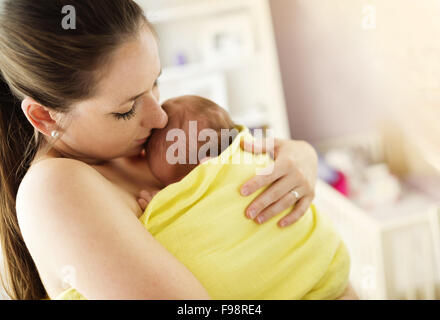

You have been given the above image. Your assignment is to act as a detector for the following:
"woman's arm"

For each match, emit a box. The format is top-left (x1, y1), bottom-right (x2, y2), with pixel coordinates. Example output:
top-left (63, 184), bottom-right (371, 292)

top-left (240, 138), bottom-right (318, 228)
top-left (137, 138), bottom-right (318, 228)
top-left (16, 158), bottom-right (211, 300)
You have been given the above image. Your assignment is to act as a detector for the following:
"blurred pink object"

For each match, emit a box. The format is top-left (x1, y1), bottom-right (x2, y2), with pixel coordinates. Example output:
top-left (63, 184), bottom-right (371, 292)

top-left (331, 170), bottom-right (349, 196)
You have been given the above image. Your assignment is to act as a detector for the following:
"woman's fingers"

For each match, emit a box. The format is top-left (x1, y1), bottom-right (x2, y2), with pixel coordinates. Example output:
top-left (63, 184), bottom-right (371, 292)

top-left (138, 198), bottom-right (149, 211)
top-left (245, 177), bottom-right (300, 219)
top-left (240, 137), bottom-right (317, 227)
top-left (278, 197), bottom-right (313, 227)
top-left (252, 187), bottom-right (306, 224)
top-left (240, 138), bottom-right (264, 154)
top-left (138, 189), bottom-right (155, 211)
top-left (240, 159), bottom-right (291, 196)
top-left (240, 137), bottom-right (276, 158)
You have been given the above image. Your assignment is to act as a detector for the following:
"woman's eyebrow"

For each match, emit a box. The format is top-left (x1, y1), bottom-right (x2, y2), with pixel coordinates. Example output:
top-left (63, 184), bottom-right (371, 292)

top-left (118, 68), bottom-right (162, 107)
top-left (119, 90), bottom-right (148, 107)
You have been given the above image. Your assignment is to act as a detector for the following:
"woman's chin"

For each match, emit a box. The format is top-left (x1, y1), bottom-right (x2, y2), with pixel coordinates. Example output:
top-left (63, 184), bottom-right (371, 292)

top-left (117, 148), bottom-right (136, 158)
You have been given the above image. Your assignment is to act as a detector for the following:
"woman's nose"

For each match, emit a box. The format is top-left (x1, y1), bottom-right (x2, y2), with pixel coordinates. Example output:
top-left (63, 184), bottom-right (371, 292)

top-left (140, 95), bottom-right (168, 129)
top-left (153, 106), bottom-right (168, 129)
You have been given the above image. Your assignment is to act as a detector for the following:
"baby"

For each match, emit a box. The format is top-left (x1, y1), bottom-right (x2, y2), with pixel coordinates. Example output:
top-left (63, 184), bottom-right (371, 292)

top-left (144, 95), bottom-right (239, 187)
top-left (136, 95), bottom-right (353, 300)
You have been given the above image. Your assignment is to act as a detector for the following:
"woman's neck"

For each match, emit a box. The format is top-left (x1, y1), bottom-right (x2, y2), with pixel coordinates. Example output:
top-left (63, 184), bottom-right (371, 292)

top-left (32, 144), bottom-right (164, 191)
top-left (32, 148), bottom-right (103, 166)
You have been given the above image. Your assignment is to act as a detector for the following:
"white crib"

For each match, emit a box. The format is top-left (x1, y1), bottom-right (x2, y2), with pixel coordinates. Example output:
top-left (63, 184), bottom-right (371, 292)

top-left (315, 179), bottom-right (440, 300)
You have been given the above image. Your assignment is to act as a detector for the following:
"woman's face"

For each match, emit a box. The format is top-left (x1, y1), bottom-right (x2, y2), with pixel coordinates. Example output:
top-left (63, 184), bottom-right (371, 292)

top-left (53, 27), bottom-right (168, 162)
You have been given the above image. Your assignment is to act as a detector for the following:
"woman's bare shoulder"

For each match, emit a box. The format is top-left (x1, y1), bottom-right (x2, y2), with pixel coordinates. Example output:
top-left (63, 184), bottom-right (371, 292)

top-left (23, 157), bottom-right (100, 185)
top-left (16, 157), bottom-right (117, 223)
top-left (16, 157), bottom-right (211, 299)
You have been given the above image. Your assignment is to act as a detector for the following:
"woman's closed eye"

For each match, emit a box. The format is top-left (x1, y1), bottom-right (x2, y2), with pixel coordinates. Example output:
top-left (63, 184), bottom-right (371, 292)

top-left (113, 80), bottom-right (159, 121)
top-left (114, 103), bottom-right (137, 120)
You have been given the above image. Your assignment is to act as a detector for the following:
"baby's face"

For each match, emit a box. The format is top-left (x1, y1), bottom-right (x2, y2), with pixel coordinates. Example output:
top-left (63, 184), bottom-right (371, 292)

top-left (145, 97), bottom-right (220, 186)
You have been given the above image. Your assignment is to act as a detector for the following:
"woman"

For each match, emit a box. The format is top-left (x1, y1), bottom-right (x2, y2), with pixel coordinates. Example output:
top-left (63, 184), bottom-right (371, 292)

top-left (0, 0), bottom-right (318, 300)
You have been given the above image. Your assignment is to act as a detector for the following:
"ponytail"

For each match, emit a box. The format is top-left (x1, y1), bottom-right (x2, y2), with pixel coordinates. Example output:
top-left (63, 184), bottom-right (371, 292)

top-left (0, 74), bottom-right (47, 299)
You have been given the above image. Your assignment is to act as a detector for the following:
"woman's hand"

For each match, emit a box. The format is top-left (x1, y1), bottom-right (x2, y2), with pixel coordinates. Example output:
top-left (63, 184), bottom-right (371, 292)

top-left (240, 137), bottom-right (318, 228)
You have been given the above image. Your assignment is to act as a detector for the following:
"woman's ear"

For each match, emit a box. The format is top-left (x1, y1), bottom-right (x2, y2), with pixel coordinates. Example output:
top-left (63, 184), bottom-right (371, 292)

top-left (21, 97), bottom-right (59, 136)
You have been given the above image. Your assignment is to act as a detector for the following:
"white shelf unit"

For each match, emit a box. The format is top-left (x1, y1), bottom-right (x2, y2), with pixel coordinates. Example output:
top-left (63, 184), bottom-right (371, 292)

top-left (137, 0), bottom-right (291, 139)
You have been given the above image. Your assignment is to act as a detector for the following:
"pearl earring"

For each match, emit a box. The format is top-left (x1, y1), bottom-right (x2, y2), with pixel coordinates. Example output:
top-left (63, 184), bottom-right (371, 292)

top-left (51, 130), bottom-right (60, 138)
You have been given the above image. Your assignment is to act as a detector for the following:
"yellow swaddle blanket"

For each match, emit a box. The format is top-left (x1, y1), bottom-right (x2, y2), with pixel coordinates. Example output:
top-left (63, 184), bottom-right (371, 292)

top-left (55, 126), bottom-right (350, 300)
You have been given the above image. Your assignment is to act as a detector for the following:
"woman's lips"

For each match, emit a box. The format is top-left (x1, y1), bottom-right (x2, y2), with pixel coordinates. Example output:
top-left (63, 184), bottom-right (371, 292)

top-left (136, 137), bottom-right (148, 144)
top-left (136, 133), bottom-right (150, 144)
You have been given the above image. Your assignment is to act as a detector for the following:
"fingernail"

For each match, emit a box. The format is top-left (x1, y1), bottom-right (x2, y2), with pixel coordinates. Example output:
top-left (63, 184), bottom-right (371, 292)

top-left (241, 187), bottom-right (250, 196)
top-left (280, 221), bottom-right (287, 227)
top-left (248, 208), bottom-right (257, 219)
top-left (256, 216), bottom-right (264, 224)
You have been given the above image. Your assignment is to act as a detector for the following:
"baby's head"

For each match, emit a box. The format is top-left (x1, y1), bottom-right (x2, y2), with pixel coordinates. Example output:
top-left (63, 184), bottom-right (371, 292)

top-left (145, 95), bottom-right (237, 186)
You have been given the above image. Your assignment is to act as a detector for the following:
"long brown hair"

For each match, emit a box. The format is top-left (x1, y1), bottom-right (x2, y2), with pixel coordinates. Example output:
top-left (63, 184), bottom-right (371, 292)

top-left (0, 0), bottom-right (151, 300)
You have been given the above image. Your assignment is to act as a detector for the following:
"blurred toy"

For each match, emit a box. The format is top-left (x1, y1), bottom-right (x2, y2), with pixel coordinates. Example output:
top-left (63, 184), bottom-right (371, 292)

top-left (318, 155), bottom-right (349, 196)
top-left (332, 170), bottom-right (349, 196)
top-left (320, 148), bottom-right (402, 210)
top-left (354, 163), bottom-right (402, 209)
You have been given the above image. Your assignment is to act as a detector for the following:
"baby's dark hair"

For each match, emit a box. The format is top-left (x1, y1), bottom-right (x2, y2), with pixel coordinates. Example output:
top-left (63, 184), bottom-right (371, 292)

top-left (162, 95), bottom-right (239, 157)
top-left (163, 95), bottom-right (235, 128)
top-left (146, 95), bottom-right (240, 186)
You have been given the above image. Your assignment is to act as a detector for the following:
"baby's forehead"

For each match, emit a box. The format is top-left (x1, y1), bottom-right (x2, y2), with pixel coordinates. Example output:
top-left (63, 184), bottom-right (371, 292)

top-left (163, 99), bottom-right (190, 119)
top-left (164, 101), bottom-right (189, 128)
top-left (165, 99), bottom-right (209, 129)
top-left (164, 97), bottom-right (197, 113)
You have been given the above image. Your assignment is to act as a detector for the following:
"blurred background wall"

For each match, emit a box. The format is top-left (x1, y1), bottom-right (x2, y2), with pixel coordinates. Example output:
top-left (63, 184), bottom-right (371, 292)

top-left (269, 0), bottom-right (440, 176)
top-left (270, 0), bottom-right (383, 143)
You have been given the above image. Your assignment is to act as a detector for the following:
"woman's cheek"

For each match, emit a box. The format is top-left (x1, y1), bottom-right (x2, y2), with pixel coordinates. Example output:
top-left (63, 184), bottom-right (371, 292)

top-left (90, 131), bottom-right (124, 151)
